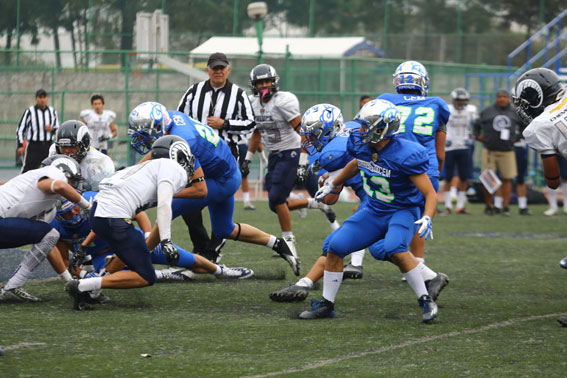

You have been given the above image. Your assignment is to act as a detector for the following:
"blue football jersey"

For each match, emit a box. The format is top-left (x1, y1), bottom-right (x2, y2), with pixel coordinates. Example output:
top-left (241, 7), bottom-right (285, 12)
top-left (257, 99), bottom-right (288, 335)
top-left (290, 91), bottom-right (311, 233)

top-left (313, 121), bottom-right (364, 199)
top-left (377, 93), bottom-right (450, 178)
top-left (346, 135), bottom-right (429, 213)
top-left (166, 111), bottom-right (237, 181)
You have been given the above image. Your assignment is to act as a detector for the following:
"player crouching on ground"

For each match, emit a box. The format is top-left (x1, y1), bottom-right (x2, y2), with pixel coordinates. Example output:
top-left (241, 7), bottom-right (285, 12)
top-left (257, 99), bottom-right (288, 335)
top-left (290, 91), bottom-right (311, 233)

top-left (65, 135), bottom-right (196, 310)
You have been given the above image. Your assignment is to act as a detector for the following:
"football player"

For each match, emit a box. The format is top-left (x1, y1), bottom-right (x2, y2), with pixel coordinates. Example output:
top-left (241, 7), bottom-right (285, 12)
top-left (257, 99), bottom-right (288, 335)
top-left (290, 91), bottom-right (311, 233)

top-left (514, 67), bottom-right (567, 272)
top-left (298, 99), bottom-right (440, 322)
top-left (240, 64), bottom-right (329, 258)
top-left (0, 155), bottom-right (90, 302)
top-left (377, 61), bottom-right (450, 269)
top-left (442, 88), bottom-right (477, 214)
top-left (80, 94), bottom-right (117, 155)
top-left (128, 102), bottom-right (300, 276)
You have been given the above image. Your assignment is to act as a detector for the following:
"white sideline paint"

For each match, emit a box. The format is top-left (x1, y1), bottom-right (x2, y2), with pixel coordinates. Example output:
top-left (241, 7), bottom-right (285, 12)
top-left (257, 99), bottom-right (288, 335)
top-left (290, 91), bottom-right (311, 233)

top-left (243, 313), bottom-right (566, 378)
top-left (2, 342), bottom-right (46, 351)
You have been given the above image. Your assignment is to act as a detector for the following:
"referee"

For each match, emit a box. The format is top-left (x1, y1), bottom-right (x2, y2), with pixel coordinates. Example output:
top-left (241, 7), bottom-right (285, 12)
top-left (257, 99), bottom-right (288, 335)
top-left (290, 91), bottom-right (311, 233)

top-left (176, 52), bottom-right (256, 262)
top-left (17, 89), bottom-right (60, 173)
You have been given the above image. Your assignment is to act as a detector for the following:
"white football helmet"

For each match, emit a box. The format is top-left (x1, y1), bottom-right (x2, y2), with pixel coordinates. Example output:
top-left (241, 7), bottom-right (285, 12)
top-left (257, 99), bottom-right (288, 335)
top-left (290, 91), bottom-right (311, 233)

top-left (301, 103), bottom-right (344, 154)
top-left (353, 99), bottom-right (400, 144)
top-left (128, 102), bottom-right (172, 155)
top-left (393, 61), bottom-right (429, 96)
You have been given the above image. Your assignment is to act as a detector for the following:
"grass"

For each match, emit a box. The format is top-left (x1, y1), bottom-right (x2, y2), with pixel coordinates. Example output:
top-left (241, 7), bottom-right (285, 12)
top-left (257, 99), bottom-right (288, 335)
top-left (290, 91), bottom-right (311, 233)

top-left (1, 201), bottom-right (567, 377)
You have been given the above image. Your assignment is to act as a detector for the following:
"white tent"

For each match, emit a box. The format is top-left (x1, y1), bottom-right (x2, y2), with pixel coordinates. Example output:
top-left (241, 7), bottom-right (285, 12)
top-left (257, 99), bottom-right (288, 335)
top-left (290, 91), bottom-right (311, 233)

top-left (190, 36), bottom-right (384, 58)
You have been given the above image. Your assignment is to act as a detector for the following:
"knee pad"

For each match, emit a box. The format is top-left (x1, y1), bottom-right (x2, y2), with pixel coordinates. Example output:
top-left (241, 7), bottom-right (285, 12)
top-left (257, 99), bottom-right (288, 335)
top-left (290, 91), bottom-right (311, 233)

top-left (23, 228), bottom-right (60, 270)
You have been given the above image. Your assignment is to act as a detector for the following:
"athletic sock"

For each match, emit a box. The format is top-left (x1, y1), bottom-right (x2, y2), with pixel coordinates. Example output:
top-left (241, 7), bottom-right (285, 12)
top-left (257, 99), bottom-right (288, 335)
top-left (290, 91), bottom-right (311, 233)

top-left (456, 191), bottom-right (467, 210)
top-left (403, 265), bottom-right (428, 298)
top-left (266, 235), bottom-right (277, 249)
top-left (444, 191), bottom-right (452, 209)
top-left (418, 262), bottom-right (437, 281)
top-left (350, 250), bottom-right (365, 266)
top-left (243, 192), bottom-right (250, 202)
top-left (494, 196), bottom-right (503, 209)
top-left (296, 277), bottom-right (313, 288)
top-left (78, 277), bottom-right (102, 292)
top-left (322, 270), bottom-right (343, 303)
top-left (518, 196), bottom-right (527, 209)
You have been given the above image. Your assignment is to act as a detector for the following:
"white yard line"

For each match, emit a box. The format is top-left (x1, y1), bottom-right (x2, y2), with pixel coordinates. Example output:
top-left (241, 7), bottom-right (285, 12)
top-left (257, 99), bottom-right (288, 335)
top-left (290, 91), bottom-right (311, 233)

top-left (243, 312), bottom-right (566, 378)
top-left (2, 342), bottom-right (46, 351)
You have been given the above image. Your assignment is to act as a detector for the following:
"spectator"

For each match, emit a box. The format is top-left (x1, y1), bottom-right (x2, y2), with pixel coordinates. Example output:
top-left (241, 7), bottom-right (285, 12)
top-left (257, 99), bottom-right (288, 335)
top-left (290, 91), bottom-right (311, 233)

top-left (17, 89), bottom-right (60, 173)
top-left (473, 89), bottom-right (522, 216)
top-left (80, 94), bottom-right (117, 155)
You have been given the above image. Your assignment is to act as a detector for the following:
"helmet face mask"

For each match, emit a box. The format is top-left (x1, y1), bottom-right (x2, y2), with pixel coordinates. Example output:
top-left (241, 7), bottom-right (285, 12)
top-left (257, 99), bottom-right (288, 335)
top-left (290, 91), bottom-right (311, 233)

top-left (128, 102), bottom-right (171, 155)
top-left (353, 99), bottom-right (401, 144)
top-left (150, 135), bottom-right (196, 179)
top-left (451, 88), bottom-right (470, 110)
top-left (393, 61), bottom-right (429, 96)
top-left (55, 120), bottom-right (90, 163)
top-left (41, 154), bottom-right (84, 191)
top-left (249, 64), bottom-right (279, 100)
top-left (301, 104), bottom-right (344, 154)
top-left (56, 199), bottom-right (86, 227)
top-left (513, 68), bottom-right (565, 123)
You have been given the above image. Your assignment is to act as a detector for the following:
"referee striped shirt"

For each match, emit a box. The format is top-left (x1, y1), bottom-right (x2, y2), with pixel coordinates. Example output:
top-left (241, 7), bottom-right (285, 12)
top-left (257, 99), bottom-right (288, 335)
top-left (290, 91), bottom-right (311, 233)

top-left (16, 104), bottom-right (60, 147)
top-left (177, 79), bottom-right (255, 145)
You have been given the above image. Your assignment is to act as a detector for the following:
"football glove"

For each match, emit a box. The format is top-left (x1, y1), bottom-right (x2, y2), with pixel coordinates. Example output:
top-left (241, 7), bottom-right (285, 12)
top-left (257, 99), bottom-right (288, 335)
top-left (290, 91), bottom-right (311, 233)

top-left (296, 165), bottom-right (309, 187)
top-left (414, 216), bottom-right (433, 240)
top-left (161, 239), bottom-right (179, 265)
top-left (240, 159), bottom-right (251, 177)
top-left (315, 182), bottom-right (337, 202)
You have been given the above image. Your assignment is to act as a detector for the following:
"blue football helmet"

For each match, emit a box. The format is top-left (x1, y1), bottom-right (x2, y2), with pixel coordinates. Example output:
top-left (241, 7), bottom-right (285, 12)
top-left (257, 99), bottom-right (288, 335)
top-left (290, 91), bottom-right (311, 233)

top-left (393, 61), bottom-right (429, 96)
top-left (353, 99), bottom-right (400, 144)
top-left (128, 102), bottom-right (172, 155)
top-left (56, 199), bottom-right (87, 227)
top-left (301, 103), bottom-right (344, 154)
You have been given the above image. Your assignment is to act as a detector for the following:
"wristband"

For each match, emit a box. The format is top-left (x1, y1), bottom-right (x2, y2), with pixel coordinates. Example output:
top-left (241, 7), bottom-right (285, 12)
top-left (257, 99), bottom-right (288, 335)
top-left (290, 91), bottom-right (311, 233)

top-left (77, 197), bottom-right (90, 210)
top-left (50, 179), bottom-right (59, 193)
top-left (245, 151), bottom-right (255, 161)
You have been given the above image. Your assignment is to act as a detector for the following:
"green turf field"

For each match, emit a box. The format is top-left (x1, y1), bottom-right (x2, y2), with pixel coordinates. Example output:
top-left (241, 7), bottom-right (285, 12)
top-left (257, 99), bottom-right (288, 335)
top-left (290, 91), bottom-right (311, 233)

top-left (1, 201), bottom-right (566, 377)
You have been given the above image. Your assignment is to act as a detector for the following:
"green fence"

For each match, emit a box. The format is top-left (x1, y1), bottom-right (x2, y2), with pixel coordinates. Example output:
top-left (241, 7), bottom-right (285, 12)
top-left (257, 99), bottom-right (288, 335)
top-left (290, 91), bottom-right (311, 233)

top-left (1, 48), bottom-right (541, 185)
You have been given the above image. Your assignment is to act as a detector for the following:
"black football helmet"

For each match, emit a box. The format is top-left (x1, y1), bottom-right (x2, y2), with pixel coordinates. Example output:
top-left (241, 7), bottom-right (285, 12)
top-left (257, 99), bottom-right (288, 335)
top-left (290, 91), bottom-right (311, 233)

top-left (249, 64), bottom-right (279, 100)
top-left (151, 135), bottom-right (195, 179)
top-left (41, 154), bottom-right (84, 190)
top-left (451, 88), bottom-right (470, 110)
top-left (513, 68), bottom-right (565, 123)
top-left (55, 120), bottom-right (91, 163)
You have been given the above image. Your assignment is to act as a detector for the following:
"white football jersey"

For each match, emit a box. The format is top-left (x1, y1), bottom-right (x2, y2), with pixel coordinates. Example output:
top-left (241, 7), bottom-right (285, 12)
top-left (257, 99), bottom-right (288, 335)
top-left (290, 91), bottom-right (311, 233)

top-left (523, 90), bottom-right (567, 157)
top-left (49, 145), bottom-right (115, 191)
top-left (80, 109), bottom-right (116, 150)
top-left (0, 166), bottom-right (66, 221)
top-left (95, 159), bottom-right (187, 219)
top-left (249, 91), bottom-right (301, 152)
top-left (446, 104), bottom-right (477, 151)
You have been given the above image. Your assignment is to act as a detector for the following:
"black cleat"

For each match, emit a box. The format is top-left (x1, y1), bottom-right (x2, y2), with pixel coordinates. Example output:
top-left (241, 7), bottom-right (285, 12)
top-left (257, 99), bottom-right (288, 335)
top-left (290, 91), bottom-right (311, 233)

top-left (343, 264), bottom-right (363, 280)
top-left (425, 273), bottom-right (449, 301)
top-left (65, 280), bottom-right (93, 311)
top-left (557, 317), bottom-right (567, 327)
top-left (320, 205), bottom-right (336, 224)
top-left (299, 298), bottom-right (335, 319)
top-left (269, 284), bottom-right (309, 302)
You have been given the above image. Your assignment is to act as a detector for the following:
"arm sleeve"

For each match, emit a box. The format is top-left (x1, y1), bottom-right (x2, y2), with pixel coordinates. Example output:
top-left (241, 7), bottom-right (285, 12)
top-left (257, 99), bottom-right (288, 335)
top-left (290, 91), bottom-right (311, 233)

top-left (225, 88), bottom-right (256, 133)
top-left (156, 180), bottom-right (174, 241)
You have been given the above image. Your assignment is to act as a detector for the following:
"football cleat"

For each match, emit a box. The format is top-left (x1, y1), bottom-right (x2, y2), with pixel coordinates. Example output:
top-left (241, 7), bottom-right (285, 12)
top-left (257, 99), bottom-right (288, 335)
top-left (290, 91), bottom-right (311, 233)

top-left (343, 264), bottom-right (363, 280)
top-left (320, 205), bottom-right (337, 224)
top-left (456, 208), bottom-right (471, 215)
top-left (65, 280), bottom-right (93, 311)
top-left (519, 208), bottom-right (532, 216)
top-left (217, 265), bottom-right (254, 279)
top-left (275, 237), bottom-right (300, 276)
top-left (298, 298), bottom-right (335, 319)
top-left (557, 317), bottom-right (567, 327)
top-left (440, 208), bottom-right (452, 216)
top-left (158, 267), bottom-right (196, 282)
top-left (269, 284), bottom-right (309, 302)
top-left (243, 201), bottom-right (256, 210)
top-left (87, 291), bottom-right (111, 304)
top-left (425, 273), bottom-right (449, 301)
top-left (0, 287), bottom-right (41, 303)
top-left (560, 257), bottom-right (567, 269)
top-left (544, 207), bottom-right (558, 216)
top-left (418, 294), bottom-right (438, 323)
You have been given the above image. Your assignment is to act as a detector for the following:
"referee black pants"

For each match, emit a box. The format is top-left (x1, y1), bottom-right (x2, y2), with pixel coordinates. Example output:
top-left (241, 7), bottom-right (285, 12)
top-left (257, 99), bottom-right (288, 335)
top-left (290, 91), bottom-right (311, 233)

top-left (21, 141), bottom-right (52, 173)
